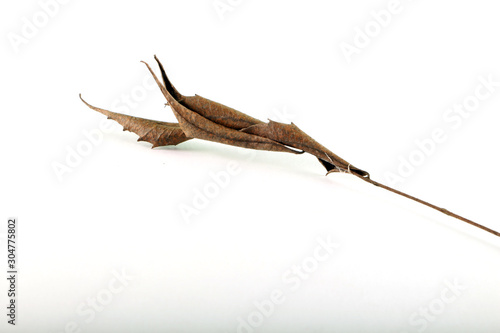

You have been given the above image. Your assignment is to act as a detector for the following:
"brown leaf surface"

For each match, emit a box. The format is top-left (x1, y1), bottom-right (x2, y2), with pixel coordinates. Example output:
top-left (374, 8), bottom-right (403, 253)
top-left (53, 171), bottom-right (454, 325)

top-left (141, 59), bottom-right (303, 154)
top-left (79, 56), bottom-right (500, 240)
top-left (79, 95), bottom-right (190, 147)
top-left (81, 56), bottom-right (370, 176)
top-left (152, 55), bottom-right (263, 130)
top-left (241, 121), bottom-right (369, 177)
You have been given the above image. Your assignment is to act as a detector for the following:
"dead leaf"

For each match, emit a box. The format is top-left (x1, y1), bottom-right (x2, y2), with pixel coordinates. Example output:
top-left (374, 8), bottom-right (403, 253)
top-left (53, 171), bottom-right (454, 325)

top-left (80, 56), bottom-right (500, 239)
top-left (80, 95), bottom-right (190, 147)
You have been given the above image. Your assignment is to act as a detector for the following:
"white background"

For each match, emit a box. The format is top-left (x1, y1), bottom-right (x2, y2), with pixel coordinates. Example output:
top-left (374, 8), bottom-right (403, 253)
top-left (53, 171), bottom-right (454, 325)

top-left (1, 0), bottom-right (500, 332)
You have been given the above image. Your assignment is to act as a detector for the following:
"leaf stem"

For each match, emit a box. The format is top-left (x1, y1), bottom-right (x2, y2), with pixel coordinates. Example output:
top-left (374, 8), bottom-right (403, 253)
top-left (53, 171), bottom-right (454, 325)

top-left (351, 173), bottom-right (500, 238)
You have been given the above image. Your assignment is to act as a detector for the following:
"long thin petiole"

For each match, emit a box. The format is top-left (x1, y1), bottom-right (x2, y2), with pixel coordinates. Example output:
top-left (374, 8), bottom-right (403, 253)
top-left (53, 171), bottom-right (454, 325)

top-left (351, 173), bottom-right (500, 238)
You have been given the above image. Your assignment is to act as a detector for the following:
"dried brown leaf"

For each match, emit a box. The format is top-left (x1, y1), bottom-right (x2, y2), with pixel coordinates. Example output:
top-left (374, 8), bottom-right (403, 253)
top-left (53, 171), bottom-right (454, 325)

top-left (79, 95), bottom-right (190, 147)
top-left (141, 58), bottom-right (303, 154)
top-left (153, 55), bottom-right (262, 130)
top-left (241, 120), bottom-right (369, 177)
top-left (79, 56), bottom-right (500, 238)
